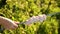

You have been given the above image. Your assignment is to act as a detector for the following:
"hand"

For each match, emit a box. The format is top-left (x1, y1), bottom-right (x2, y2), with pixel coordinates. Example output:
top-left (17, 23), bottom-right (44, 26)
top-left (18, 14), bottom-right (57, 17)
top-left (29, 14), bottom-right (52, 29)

top-left (0, 16), bottom-right (19, 30)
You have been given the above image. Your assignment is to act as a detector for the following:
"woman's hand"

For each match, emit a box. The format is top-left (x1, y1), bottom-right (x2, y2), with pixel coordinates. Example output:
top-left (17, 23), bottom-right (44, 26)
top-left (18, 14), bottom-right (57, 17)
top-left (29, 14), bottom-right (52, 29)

top-left (0, 16), bottom-right (19, 30)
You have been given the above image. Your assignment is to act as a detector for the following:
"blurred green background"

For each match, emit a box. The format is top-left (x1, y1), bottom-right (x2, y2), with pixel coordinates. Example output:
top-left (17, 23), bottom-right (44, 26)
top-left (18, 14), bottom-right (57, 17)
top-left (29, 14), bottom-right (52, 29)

top-left (0, 0), bottom-right (60, 34)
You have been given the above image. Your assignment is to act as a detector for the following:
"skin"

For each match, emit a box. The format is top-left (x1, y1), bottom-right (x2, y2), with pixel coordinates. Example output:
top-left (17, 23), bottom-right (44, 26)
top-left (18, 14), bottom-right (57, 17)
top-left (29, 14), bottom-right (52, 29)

top-left (0, 14), bottom-right (46, 30)
top-left (0, 16), bottom-right (19, 30)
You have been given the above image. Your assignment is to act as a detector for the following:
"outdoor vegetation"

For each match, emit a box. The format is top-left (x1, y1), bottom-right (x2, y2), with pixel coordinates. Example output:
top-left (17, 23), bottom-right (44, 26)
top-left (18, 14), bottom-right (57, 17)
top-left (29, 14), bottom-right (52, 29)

top-left (0, 0), bottom-right (60, 34)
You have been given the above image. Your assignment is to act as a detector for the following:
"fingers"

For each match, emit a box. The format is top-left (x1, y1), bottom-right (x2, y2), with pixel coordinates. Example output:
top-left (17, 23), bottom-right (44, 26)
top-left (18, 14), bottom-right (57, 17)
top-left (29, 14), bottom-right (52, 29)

top-left (4, 24), bottom-right (18, 30)
top-left (11, 21), bottom-right (19, 30)
top-left (13, 23), bottom-right (18, 29)
top-left (3, 21), bottom-right (19, 30)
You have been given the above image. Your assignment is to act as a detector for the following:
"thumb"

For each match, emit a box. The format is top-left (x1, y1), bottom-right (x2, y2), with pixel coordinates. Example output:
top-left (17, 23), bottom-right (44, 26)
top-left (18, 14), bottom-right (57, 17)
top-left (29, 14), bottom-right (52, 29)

top-left (14, 21), bottom-right (20, 25)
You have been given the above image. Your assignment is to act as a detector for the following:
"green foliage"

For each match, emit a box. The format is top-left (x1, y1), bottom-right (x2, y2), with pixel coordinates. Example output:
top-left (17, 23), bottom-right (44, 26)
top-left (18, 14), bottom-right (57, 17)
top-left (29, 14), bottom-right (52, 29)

top-left (0, 0), bottom-right (60, 34)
